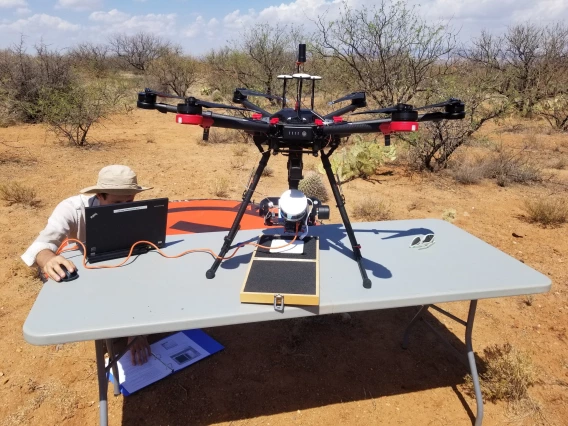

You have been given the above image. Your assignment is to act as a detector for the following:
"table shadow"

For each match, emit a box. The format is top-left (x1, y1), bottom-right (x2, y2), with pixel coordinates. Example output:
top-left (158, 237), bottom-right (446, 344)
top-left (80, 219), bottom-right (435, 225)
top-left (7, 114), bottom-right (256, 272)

top-left (120, 306), bottom-right (484, 425)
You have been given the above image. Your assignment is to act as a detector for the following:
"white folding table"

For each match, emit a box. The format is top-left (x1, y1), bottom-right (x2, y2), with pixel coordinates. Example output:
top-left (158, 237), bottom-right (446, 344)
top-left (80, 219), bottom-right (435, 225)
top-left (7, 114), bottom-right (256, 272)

top-left (23, 219), bottom-right (551, 426)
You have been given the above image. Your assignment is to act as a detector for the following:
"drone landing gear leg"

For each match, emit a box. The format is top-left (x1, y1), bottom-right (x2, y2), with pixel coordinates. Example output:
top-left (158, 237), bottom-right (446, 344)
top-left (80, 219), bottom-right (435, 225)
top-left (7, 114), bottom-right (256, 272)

top-left (320, 153), bottom-right (372, 289)
top-left (206, 150), bottom-right (271, 279)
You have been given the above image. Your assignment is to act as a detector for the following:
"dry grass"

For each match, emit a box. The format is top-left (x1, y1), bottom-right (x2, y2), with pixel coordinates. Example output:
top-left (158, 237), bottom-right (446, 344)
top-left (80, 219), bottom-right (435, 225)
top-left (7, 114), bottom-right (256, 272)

top-left (210, 177), bottom-right (230, 198)
top-left (442, 208), bottom-right (457, 222)
top-left (0, 182), bottom-right (40, 207)
top-left (230, 157), bottom-right (247, 170)
top-left (549, 157), bottom-right (567, 170)
top-left (449, 157), bottom-right (488, 184)
top-left (231, 145), bottom-right (248, 157)
top-left (485, 146), bottom-right (543, 187)
top-left (352, 199), bottom-right (392, 221)
top-left (523, 197), bottom-right (568, 226)
top-left (465, 343), bottom-right (535, 403)
top-left (205, 129), bottom-right (236, 144)
top-left (449, 145), bottom-right (544, 187)
top-left (261, 165), bottom-right (274, 177)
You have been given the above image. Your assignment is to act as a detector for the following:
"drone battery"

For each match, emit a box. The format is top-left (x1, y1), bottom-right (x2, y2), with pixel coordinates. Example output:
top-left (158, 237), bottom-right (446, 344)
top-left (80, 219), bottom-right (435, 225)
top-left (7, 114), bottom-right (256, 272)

top-left (282, 126), bottom-right (313, 140)
top-left (240, 235), bottom-right (319, 307)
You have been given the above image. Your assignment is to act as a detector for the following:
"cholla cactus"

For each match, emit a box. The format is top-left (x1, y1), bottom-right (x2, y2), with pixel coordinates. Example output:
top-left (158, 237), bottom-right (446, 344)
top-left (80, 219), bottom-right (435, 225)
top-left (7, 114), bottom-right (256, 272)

top-left (299, 171), bottom-right (329, 202)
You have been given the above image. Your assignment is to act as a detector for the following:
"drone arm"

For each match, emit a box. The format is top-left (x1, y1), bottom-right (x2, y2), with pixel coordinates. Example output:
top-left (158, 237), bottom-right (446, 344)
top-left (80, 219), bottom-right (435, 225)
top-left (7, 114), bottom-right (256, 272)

top-left (155, 103), bottom-right (179, 114)
top-left (240, 100), bottom-right (271, 117)
top-left (321, 118), bottom-right (392, 136)
top-left (208, 113), bottom-right (271, 132)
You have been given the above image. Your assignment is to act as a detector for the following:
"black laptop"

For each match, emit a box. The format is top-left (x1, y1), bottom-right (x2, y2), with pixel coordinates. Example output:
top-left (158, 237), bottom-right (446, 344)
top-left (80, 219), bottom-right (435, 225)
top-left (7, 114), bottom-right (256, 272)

top-left (85, 198), bottom-right (169, 263)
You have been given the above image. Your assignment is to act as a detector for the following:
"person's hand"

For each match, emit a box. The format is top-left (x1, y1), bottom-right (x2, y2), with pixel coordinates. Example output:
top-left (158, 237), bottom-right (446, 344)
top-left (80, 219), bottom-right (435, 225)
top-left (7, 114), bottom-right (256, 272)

top-left (36, 250), bottom-right (76, 282)
top-left (128, 336), bottom-right (152, 365)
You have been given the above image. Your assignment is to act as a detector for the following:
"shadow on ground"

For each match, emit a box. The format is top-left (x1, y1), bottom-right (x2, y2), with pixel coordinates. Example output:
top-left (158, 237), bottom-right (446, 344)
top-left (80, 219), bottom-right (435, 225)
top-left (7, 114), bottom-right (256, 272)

top-left (121, 307), bottom-right (481, 425)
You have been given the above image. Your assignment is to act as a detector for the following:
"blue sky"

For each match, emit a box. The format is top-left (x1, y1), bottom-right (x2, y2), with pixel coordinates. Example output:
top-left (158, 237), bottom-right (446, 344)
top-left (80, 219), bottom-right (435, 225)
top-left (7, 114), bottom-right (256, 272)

top-left (1, 0), bottom-right (567, 55)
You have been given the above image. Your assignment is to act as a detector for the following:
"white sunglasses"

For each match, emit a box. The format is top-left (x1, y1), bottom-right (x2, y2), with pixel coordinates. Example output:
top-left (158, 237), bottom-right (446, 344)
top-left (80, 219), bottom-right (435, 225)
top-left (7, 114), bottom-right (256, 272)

top-left (409, 234), bottom-right (435, 249)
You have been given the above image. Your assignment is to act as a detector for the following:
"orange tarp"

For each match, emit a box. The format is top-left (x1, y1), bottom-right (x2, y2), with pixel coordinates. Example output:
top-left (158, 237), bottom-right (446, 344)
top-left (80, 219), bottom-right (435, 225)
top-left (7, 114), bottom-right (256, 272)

top-left (166, 199), bottom-right (267, 236)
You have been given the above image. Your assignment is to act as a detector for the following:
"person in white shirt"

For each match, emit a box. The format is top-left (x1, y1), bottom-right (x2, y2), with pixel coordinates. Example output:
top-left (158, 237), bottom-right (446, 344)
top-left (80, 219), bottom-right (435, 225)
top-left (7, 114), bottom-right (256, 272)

top-left (22, 164), bottom-right (154, 365)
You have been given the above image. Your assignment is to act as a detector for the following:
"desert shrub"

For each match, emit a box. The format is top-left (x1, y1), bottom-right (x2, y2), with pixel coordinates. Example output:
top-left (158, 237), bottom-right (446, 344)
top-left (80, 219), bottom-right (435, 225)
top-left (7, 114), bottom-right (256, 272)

top-left (449, 156), bottom-right (488, 184)
top-left (146, 53), bottom-right (199, 97)
top-left (0, 182), bottom-right (39, 207)
top-left (523, 197), bottom-right (568, 226)
top-left (205, 128), bottom-right (251, 144)
top-left (0, 41), bottom-right (73, 123)
top-left (31, 80), bottom-right (128, 146)
top-left (318, 137), bottom-right (396, 182)
top-left (466, 343), bottom-right (535, 402)
top-left (353, 199), bottom-right (392, 221)
top-left (210, 177), bottom-right (230, 198)
top-left (298, 171), bottom-right (329, 202)
top-left (484, 145), bottom-right (543, 186)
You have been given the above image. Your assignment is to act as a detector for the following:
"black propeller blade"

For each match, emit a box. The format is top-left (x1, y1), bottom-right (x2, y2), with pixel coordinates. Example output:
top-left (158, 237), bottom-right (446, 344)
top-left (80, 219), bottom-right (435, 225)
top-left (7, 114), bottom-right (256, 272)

top-left (328, 92), bottom-right (366, 105)
top-left (351, 103), bottom-right (415, 115)
top-left (414, 98), bottom-right (462, 110)
top-left (148, 90), bottom-right (186, 100)
top-left (192, 98), bottom-right (251, 111)
top-left (143, 89), bottom-right (252, 112)
top-left (235, 88), bottom-right (283, 101)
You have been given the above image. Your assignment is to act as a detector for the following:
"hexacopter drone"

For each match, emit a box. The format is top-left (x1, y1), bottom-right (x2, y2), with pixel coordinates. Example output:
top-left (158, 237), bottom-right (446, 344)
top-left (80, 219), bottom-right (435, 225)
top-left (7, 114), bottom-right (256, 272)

top-left (137, 44), bottom-right (465, 289)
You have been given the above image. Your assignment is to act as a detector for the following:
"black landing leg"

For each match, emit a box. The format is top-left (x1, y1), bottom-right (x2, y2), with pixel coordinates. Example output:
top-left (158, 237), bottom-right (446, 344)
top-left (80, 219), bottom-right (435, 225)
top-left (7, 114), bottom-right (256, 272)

top-left (320, 153), bottom-right (372, 289)
top-left (206, 151), bottom-right (271, 279)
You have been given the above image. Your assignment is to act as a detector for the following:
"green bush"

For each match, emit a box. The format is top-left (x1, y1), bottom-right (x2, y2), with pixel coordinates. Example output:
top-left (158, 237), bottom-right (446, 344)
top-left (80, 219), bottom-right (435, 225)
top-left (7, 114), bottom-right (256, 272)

top-left (318, 137), bottom-right (396, 182)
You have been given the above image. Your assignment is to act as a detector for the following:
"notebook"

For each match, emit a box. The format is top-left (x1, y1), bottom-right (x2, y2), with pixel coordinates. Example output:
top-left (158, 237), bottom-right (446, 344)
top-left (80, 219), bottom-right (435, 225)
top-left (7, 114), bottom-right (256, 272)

top-left (85, 197), bottom-right (168, 263)
top-left (108, 329), bottom-right (224, 396)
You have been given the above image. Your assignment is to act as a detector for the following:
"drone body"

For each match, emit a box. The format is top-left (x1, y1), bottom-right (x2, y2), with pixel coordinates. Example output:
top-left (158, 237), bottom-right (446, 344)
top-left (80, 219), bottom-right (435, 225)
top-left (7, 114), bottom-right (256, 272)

top-left (137, 44), bottom-right (466, 288)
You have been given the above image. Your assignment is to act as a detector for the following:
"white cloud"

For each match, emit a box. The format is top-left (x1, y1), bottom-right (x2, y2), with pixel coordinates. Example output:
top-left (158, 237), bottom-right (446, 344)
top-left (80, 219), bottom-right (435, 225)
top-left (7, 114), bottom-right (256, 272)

top-left (86, 12), bottom-right (177, 37)
top-left (15, 6), bottom-right (31, 15)
top-left (184, 15), bottom-right (220, 39)
top-left (89, 9), bottom-right (130, 23)
top-left (55, 0), bottom-right (103, 11)
top-left (0, 13), bottom-right (80, 32)
top-left (0, 0), bottom-right (27, 8)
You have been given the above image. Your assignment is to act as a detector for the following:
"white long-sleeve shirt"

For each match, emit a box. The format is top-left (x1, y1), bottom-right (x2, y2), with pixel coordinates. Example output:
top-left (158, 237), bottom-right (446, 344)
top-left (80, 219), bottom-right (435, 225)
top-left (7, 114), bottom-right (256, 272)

top-left (21, 194), bottom-right (100, 266)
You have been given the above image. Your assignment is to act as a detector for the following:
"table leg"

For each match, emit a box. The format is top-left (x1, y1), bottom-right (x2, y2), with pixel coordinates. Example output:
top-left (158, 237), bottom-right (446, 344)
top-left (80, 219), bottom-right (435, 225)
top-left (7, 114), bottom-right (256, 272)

top-left (401, 304), bottom-right (430, 349)
top-left (401, 301), bottom-right (483, 425)
top-left (105, 339), bottom-right (121, 396)
top-left (466, 300), bottom-right (483, 426)
top-left (95, 340), bottom-right (109, 426)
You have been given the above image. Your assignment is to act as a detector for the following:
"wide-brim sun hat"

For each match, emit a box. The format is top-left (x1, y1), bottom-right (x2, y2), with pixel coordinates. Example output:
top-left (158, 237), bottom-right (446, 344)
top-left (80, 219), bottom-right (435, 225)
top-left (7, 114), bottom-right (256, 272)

top-left (80, 165), bottom-right (152, 195)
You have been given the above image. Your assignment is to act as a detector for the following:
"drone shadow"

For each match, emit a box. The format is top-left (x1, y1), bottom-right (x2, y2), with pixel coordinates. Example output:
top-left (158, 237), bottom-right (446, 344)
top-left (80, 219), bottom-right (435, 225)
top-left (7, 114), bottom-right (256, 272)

top-left (218, 224), bottom-right (434, 278)
top-left (120, 307), bottom-right (480, 425)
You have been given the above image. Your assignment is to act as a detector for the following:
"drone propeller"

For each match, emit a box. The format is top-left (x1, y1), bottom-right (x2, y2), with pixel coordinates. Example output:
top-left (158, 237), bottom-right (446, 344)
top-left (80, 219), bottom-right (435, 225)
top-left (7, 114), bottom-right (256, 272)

top-left (235, 88), bottom-right (283, 102)
top-left (351, 103), bottom-right (415, 115)
top-left (143, 89), bottom-right (252, 112)
top-left (328, 92), bottom-right (366, 105)
top-left (414, 98), bottom-right (463, 111)
top-left (351, 98), bottom-right (465, 119)
top-left (146, 90), bottom-right (185, 100)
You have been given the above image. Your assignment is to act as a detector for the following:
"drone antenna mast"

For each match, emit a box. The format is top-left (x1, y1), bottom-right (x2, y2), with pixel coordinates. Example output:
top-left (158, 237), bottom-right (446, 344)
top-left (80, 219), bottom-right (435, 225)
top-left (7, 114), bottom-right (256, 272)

top-left (310, 75), bottom-right (321, 110)
top-left (295, 43), bottom-right (307, 112)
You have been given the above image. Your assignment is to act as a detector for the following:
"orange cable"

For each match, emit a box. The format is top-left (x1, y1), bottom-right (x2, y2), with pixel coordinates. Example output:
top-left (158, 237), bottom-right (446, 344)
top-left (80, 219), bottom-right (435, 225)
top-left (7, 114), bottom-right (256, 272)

top-left (47, 222), bottom-right (301, 276)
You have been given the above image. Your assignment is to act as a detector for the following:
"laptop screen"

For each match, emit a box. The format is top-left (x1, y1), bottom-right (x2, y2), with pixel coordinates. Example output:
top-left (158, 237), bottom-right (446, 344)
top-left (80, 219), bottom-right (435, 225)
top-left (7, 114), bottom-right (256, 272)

top-left (85, 197), bottom-right (169, 263)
